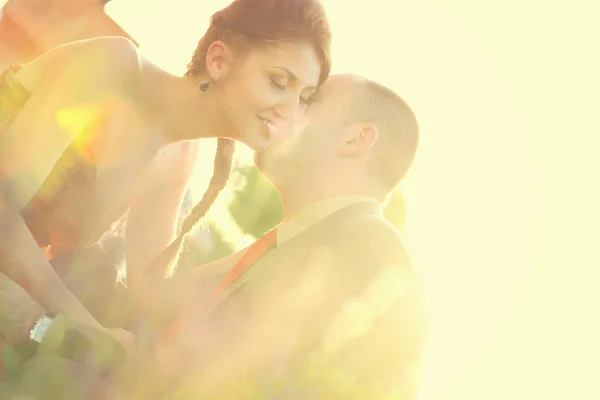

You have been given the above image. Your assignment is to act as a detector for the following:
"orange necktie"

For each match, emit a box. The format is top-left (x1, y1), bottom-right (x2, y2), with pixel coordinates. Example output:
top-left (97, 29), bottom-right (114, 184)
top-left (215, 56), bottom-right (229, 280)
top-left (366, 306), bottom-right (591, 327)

top-left (160, 228), bottom-right (278, 345)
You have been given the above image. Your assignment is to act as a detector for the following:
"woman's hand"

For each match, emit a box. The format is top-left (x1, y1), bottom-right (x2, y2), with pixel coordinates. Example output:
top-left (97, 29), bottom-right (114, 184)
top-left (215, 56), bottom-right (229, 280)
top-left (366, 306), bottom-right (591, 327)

top-left (0, 273), bottom-right (45, 345)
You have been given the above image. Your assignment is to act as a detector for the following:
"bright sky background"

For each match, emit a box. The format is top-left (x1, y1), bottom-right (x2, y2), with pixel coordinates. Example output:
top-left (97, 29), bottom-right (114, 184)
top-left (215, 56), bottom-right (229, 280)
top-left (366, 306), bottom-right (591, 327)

top-left (104, 0), bottom-right (597, 398)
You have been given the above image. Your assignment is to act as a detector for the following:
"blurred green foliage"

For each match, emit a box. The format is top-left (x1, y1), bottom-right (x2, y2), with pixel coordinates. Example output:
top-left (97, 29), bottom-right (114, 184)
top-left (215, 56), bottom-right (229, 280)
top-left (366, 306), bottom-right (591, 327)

top-left (178, 164), bottom-right (406, 269)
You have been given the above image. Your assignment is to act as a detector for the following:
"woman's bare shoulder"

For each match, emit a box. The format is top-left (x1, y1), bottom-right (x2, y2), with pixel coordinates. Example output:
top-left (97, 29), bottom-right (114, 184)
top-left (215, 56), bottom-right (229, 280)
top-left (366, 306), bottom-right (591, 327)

top-left (16, 36), bottom-right (143, 97)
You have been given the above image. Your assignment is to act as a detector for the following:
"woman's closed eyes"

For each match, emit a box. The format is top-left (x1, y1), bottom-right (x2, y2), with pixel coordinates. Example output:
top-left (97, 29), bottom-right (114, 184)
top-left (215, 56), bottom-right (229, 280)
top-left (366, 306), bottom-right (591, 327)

top-left (269, 76), bottom-right (317, 106)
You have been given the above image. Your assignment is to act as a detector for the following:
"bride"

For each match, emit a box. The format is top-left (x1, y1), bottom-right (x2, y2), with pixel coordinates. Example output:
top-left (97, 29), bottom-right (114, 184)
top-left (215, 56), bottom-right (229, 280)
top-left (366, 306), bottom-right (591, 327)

top-left (0, 0), bottom-right (331, 333)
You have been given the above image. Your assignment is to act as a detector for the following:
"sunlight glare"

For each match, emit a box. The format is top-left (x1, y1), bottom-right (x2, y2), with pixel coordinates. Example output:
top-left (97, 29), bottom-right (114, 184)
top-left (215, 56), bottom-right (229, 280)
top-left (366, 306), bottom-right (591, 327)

top-left (104, 0), bottom-right (600, 399)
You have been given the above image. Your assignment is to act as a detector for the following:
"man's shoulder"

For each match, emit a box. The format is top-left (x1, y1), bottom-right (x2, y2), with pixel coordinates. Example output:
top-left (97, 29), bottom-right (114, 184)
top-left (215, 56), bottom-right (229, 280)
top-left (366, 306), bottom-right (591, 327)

top-left (337, 213), bottom-right (402, 239)
top-left (327, 213), bottom-right (409, 265)
top-left (303, 214), bottom-right (427, 398)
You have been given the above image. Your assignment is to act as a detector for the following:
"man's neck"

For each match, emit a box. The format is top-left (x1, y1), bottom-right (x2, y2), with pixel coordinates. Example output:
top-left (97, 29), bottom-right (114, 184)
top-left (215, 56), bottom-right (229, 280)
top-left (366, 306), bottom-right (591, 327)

top-left (281, 192), bottom-right (327, 220)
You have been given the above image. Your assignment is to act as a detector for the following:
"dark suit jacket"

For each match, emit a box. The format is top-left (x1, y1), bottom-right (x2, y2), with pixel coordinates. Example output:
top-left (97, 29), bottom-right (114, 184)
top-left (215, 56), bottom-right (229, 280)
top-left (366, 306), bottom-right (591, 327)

top-left (168, 201), bottom-right (428, 399)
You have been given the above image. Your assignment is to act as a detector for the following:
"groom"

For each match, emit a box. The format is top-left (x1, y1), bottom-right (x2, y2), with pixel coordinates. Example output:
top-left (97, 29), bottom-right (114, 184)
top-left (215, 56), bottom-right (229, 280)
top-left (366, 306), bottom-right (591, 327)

top-left (150, 73), bottom-right (427, 399)
top-left (0, 74), bottom-right (427, 399)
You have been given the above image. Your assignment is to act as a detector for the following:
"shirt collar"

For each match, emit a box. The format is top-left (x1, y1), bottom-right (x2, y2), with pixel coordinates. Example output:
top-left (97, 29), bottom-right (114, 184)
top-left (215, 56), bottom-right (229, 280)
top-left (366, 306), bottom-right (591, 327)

top-left (277, 195), bottom-right (379, 245)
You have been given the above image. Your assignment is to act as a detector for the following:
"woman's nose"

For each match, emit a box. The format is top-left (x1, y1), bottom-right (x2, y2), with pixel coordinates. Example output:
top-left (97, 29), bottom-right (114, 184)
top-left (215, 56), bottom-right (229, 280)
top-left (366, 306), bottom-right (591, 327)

top-left (274, 92), bottom-right (303, 121)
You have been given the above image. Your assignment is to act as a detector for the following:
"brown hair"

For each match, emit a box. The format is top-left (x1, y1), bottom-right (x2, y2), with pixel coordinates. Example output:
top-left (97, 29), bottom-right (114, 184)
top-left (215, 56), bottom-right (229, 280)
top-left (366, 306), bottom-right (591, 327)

top-left (147, 0), bottom-right (332, 277)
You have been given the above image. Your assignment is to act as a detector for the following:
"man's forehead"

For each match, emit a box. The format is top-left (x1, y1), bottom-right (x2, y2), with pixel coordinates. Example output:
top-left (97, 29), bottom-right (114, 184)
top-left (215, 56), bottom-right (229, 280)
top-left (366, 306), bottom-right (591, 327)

top-left (318, 74), bottom-right (363, 98)
top-left (307, 75), bottom-right (362, 121)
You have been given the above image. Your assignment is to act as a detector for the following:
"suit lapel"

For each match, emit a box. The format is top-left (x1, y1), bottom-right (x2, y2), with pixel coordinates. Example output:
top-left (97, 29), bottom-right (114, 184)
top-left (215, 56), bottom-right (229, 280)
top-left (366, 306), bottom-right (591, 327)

top-left (203, 201), bottom-right (381, 317)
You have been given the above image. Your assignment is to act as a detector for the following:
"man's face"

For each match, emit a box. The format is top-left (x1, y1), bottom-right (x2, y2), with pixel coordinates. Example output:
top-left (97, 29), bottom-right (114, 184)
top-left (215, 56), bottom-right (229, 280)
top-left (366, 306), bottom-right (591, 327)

top-left (255, 75), bottom-right (356, 188)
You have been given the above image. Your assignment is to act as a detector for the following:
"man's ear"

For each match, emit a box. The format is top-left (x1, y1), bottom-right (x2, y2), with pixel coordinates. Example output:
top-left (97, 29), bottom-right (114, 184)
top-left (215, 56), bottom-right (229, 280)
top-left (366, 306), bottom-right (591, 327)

top-left (204, 41), bottom-right (236, 81)
top-left (338, 124), bottom-right (379, 157)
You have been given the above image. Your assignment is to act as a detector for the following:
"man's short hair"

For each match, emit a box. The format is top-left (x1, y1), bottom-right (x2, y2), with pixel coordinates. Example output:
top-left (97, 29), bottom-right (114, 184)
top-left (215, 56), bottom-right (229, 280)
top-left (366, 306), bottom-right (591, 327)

top-left (343, 78), bottom-right (420, 198)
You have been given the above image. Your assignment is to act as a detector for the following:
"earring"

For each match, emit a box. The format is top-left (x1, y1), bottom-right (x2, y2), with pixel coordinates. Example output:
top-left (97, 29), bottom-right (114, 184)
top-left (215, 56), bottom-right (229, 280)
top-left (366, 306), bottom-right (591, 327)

top-left (199, 81), bottom-right (210, 91)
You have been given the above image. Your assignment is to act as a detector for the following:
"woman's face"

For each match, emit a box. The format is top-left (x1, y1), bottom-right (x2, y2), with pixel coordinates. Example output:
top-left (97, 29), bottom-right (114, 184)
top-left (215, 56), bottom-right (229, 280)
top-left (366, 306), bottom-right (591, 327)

top-left (214, 40), bottom-right (322, 151)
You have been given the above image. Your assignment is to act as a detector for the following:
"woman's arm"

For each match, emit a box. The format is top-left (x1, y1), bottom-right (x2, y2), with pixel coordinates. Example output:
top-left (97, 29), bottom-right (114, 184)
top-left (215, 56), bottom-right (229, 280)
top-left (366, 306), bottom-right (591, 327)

top-left (0, 209), bottom-right (102, 328)
top-left (0, 273), bottom-right (45, 345)
top-left (124, 141), bottom-right (200, 320)
top-left (125, 141), bottom-right (199, 287)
